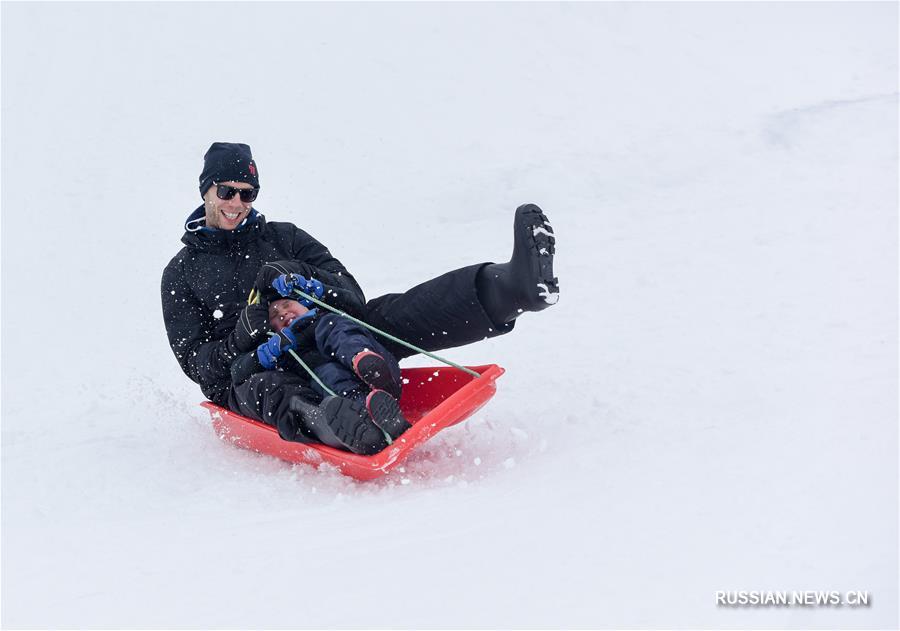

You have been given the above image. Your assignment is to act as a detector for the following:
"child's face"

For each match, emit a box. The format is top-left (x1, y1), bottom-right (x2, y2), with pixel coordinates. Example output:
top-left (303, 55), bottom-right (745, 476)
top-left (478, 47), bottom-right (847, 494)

top-left (268, 298), bottom-right (309, 332)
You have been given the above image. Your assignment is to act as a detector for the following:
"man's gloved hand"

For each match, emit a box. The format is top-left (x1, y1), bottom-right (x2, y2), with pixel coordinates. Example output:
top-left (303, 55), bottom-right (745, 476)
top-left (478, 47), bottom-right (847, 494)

top-left (256, 309), bottom-right (318, 369)
top-left (232, 303), bottom-right (271, 354)
top-left (272, 273), bottom-right (325, 308)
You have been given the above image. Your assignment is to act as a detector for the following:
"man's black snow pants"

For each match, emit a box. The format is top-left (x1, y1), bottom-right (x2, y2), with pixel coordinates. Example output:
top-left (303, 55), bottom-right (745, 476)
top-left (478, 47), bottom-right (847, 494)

top-left (226, 263), bottom-right (514, 440)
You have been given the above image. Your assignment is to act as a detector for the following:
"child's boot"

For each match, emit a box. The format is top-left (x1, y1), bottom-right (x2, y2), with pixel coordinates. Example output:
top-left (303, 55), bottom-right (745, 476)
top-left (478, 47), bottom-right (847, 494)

top-left (365, 389), bottom-right (412, 441)
top-left (352, 350), bottom-right (402, 399)
top-left (289, 395), bottom-right (388, 455)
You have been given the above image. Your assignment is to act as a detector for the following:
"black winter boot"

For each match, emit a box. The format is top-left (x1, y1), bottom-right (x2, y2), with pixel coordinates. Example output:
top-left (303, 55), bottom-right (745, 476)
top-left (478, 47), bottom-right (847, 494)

top-left (289, 395), bottom-right (388, 455)
top-left (477, 203), bottom-right (559, 325)
top-left (365, 390), bottom-right (412, 441)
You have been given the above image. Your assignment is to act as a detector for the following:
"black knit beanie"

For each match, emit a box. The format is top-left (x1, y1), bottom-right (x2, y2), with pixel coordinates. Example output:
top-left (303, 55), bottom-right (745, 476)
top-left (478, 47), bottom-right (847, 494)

top-left (199, 142), bottom-right (260, 198)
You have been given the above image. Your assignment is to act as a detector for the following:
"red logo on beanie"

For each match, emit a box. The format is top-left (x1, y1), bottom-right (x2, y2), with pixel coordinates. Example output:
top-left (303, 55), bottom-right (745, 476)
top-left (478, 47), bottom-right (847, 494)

top-left (249, 163), bottom-right (257, 176)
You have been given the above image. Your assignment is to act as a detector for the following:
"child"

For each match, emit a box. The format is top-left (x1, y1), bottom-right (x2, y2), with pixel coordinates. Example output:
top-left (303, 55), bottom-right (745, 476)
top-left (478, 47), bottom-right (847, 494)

top-left (230, 296), bottom-right (411, 451)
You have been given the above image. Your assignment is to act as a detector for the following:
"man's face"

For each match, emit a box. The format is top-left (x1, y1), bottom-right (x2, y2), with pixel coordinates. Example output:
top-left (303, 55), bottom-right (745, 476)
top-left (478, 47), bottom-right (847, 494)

top-left (203, 181), bottom-right (254, 231)
top-left (268, 298), bottom-right (310, 332)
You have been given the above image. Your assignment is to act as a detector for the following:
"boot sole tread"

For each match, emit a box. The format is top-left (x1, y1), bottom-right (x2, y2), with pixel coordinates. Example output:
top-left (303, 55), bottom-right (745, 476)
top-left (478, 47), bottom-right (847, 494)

top-left (517, 205), bottom-right (559, 300)
top-left (366, 391), bottom-right (412, 440)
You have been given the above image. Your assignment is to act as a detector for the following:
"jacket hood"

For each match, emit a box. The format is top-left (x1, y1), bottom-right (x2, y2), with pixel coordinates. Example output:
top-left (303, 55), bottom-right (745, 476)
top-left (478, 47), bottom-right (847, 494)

top-left (180, 205), bottom-right (265, 252)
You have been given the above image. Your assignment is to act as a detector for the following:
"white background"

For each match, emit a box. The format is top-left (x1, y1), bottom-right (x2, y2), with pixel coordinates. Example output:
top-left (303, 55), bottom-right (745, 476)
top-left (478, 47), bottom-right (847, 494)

top-left (2, 2), bottom-right (897, 628)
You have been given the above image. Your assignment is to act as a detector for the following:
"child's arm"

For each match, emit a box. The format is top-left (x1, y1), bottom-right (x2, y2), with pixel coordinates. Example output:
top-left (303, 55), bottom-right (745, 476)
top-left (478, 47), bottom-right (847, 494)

top-left (230, 330), bottom-right (294, 386)
top-left (232, 311), bottom-right (320, 386)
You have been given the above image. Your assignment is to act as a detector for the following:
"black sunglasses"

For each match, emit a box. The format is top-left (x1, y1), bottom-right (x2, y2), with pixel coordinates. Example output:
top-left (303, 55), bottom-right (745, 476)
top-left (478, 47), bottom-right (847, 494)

top-left (215, 183), bottom-right (259, 203)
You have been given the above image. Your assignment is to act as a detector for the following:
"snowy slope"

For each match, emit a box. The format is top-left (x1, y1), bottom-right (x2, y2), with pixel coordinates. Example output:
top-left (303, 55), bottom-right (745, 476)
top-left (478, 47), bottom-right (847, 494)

top-left (2, 2), bottom-right (897, 628)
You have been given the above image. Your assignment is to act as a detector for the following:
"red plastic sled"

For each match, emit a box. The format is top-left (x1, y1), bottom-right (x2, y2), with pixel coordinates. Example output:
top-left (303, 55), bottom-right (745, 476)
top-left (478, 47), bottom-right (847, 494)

top-left (202, 364), bottom-right (504, 480)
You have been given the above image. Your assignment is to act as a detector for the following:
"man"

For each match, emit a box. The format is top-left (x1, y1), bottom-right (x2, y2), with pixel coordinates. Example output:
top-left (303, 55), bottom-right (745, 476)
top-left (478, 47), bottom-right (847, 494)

top-left (161, 142), bottom-right (559, 455)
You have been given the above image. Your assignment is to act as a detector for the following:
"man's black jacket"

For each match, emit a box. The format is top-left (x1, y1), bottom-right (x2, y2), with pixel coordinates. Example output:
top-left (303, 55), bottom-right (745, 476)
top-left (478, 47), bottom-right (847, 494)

top-left (161, 207), bottom-right (365, 404)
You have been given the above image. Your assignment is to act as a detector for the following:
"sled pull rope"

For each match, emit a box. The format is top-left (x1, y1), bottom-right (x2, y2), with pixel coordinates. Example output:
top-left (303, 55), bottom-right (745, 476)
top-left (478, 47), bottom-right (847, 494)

top-left (290, 288), bottom-right (482, 378)
top-left (262, 333), bottom-right (337, 399)
top-left (275, 342), bottom-right (337, 397)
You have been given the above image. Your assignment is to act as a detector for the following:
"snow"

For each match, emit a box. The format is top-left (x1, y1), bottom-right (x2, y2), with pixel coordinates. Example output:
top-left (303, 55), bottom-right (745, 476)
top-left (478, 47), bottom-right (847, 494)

top-left (538, 283), bottom-right (560, 304)
top-left (2, 2), bottom-right (897, 628)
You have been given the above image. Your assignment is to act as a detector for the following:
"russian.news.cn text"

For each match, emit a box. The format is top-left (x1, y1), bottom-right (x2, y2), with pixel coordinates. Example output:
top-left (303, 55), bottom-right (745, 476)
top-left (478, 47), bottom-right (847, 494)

top-left (716, 591), bottom-right (871, 608)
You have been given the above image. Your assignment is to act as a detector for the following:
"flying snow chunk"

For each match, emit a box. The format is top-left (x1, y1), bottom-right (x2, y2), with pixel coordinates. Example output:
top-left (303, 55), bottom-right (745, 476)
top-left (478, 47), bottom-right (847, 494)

top-left (212, 309), bottom-right (224, 319)
top-left (510, 427), bottom-right (529, 440)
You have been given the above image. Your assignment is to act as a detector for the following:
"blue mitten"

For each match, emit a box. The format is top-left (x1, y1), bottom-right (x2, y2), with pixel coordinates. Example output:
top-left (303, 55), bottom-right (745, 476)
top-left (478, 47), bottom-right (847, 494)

top-left (255, 309), bottom-right (318, 369)
top-left (272, 274), bottom-right (325, 307)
